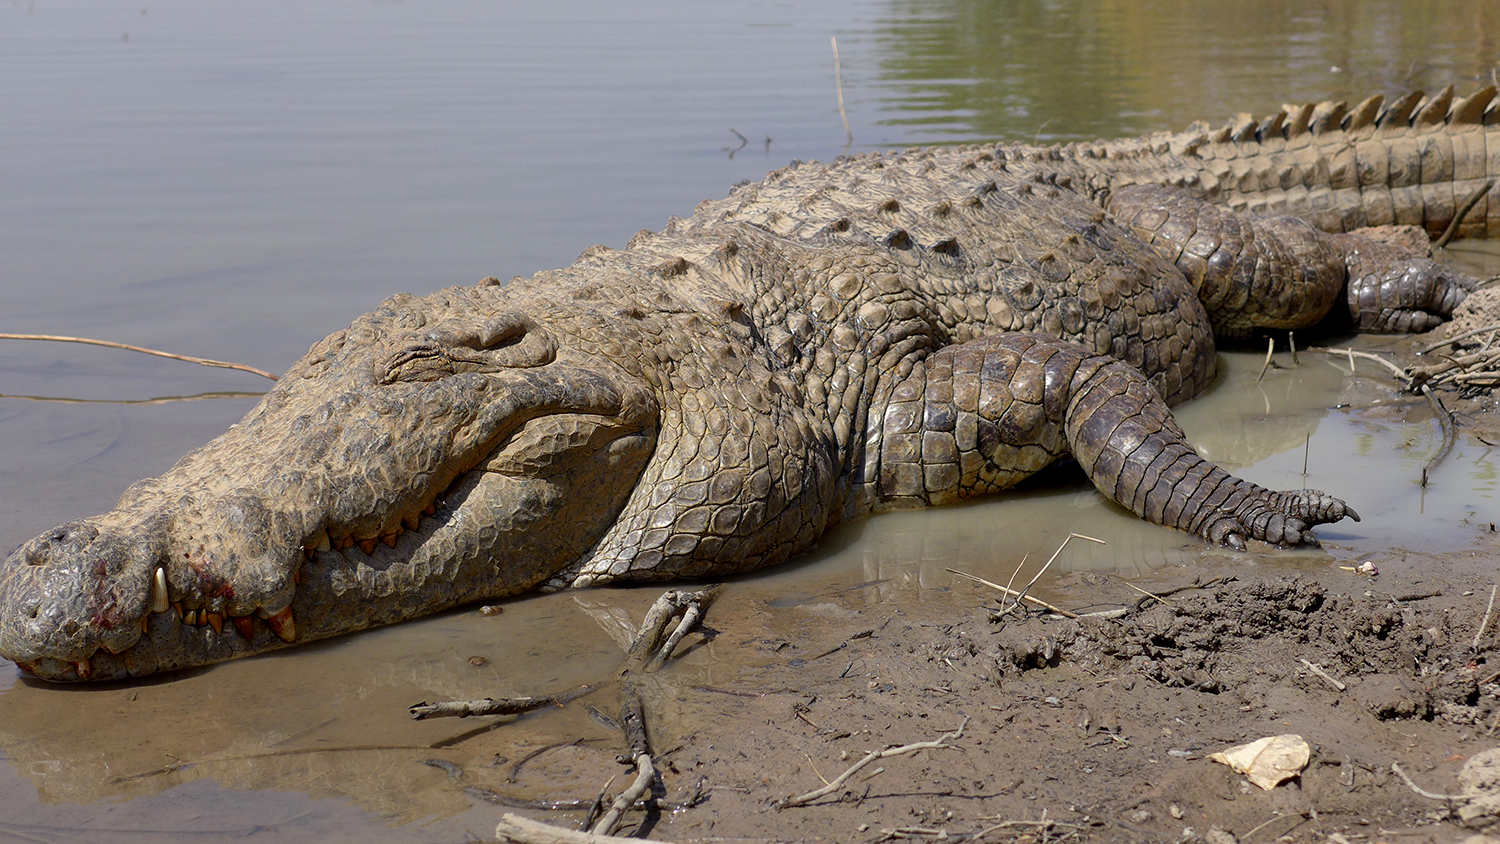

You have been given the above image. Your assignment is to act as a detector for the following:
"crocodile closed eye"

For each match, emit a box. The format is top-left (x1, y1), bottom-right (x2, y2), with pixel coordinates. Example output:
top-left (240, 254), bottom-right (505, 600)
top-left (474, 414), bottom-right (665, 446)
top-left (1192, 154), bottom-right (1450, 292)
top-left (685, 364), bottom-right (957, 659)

top-left (379, 314), bottom-right (556, 383)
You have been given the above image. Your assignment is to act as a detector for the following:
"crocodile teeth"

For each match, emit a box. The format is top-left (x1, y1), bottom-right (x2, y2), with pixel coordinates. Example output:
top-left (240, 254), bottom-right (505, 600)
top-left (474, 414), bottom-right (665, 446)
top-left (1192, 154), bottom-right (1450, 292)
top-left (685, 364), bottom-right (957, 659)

top-left (204, 612), bottom-right (224, 635)
top-left (380, 532), bottom-right (399, 548)
top-left (422, 503), bottom-right (437, 517)
top-left (316, 534), bottom-right (331, 552)
top-left (74, 658), bottom-right (92, 680)
top-left (402, 513), bottom-right (421, 531)
top-left (172, 602), bottom-right (184, 619)
top-left (232, 615), bottom-right (255, 642)
top-left (266, 607), bottom-right (296, 643)
top-left (358, 538), bottom-right (377, 555)
top-left (336, 535), bottom-right (354, 551)
top-left (183, 609), bottom-right (198, 626)
top-left (151, 567), bottom-right (169, 613)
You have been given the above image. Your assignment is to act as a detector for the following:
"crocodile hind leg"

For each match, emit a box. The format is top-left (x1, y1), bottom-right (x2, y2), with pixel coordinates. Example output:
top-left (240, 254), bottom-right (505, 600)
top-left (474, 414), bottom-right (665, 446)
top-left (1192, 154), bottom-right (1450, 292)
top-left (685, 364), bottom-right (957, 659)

top-left (1109, 184), bottom-right (1478, 338)
top-left (873, 333), bottom-right (1357, 548)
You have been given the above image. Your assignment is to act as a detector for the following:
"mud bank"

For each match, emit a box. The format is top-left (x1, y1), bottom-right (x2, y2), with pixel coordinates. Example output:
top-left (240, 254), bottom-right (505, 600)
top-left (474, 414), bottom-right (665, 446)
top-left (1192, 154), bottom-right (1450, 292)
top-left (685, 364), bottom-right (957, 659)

top-left (469, 530), bottom-right (1500, 844)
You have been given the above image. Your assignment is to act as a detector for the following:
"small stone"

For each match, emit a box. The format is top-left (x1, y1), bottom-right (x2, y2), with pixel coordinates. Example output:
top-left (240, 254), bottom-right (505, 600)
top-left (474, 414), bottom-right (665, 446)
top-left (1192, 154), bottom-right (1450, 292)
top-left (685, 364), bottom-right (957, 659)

top-left (468, 656), bottom-right (489, 667)
top-left (1125, 808), bottom-right (1153, 824)
top-left (1169, 804), bottom-right (1185, 819)
top-left (479, 605), bottom-right (504, 616)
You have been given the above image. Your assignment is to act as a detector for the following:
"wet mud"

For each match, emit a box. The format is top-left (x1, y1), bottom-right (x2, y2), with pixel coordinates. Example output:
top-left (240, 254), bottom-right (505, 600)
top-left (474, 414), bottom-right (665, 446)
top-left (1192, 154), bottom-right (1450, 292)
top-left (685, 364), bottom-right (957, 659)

top-left (0, 343), bottom-right (1495, 842)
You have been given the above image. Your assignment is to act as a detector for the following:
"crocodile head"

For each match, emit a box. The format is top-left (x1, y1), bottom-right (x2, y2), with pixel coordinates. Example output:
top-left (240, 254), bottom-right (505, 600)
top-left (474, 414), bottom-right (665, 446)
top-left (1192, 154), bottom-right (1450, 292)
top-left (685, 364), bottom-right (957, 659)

top-left (0, 288), bottom-right (659, 681)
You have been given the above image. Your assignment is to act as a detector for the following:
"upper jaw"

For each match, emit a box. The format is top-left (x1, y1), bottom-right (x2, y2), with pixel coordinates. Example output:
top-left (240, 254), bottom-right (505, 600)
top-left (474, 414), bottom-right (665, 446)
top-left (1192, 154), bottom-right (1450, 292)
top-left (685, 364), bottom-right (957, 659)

top-left (1, 360), bottom-right (661, 682)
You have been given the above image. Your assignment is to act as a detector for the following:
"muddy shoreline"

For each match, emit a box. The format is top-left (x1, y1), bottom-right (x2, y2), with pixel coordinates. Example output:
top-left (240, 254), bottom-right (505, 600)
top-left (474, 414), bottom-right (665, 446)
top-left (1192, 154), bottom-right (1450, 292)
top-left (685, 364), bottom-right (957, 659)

top-left (463, 303), bottom-right (1500, 844)
top-left (469, 534), bottom-right (1500, 844)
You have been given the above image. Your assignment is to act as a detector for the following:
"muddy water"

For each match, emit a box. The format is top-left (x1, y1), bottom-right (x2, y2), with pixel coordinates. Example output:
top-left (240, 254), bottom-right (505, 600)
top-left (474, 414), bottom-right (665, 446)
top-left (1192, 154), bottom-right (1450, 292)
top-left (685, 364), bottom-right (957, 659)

top-left (1, 0), bottom-right (1497, 840)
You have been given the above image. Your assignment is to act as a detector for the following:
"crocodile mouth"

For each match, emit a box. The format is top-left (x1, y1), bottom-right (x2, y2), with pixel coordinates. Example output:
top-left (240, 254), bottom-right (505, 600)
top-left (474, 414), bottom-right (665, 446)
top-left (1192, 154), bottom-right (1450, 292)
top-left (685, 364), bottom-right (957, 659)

top-left (7, 396), bottom-right (660, 683)
top-left (14, 476), bottom-right (460, 682)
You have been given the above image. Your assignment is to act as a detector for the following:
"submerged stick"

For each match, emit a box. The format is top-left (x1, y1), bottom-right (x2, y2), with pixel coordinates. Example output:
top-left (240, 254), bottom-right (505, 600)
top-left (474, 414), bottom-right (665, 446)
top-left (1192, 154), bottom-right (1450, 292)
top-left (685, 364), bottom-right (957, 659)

top-left (1420, 385), bottom-right (1456, 487)
top-left (0, 332), bottom-right (278, 381)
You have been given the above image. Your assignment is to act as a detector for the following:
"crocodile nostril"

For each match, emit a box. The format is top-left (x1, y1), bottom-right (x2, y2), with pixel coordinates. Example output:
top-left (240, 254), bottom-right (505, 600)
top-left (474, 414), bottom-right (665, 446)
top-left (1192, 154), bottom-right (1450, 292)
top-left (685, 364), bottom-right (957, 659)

top-left (27, 605), bottom-right (40, 620)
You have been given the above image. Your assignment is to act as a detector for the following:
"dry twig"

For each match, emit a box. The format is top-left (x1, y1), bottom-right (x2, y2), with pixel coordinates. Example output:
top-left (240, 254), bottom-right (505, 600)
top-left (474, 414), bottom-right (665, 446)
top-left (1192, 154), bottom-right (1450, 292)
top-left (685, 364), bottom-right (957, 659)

top-left (776, 716), bottom-right (968, 808)
top-left (1390, 761), bottom-right (1464, 802)
top-left (0, 332), bottom-right (278, 381)
top-left (408, 685), bottom-right (593, 720)
top-left (1009, 533), bottom-right (1105, 611)
top-left (1474, 584), bottom-right (1498, 651)
top-left (831, 37), bottom-right (852, 146)
top-left (1256, 336), bottom-right (1276, 383)
top-left (496, 811), bottom-right (678, 844)
top-left (1298, 658), bottom-right (1347, 692)
top-left (946, 568), bottom-right (1079, 618)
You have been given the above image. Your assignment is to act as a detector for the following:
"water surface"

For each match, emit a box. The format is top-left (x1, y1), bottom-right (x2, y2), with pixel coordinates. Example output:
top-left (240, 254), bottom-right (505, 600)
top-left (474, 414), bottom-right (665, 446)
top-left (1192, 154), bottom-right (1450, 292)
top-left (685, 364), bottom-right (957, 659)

top-left (0, 1), bottom-right (1496, 840)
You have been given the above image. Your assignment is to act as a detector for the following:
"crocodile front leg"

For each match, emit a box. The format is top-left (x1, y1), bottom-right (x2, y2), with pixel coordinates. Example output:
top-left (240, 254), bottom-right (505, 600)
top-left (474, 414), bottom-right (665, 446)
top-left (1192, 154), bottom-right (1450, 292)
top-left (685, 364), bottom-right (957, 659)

top-left (1109, 185), bottom-right (1477, 338)
top-left (873, 333), bottom-right (1357, 549)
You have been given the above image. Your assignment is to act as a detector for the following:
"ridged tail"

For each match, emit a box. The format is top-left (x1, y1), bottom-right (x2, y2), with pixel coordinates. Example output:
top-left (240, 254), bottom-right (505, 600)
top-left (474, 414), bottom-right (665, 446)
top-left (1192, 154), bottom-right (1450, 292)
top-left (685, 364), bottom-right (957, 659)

top-left (1041, 85), bottom-right (1499, 241)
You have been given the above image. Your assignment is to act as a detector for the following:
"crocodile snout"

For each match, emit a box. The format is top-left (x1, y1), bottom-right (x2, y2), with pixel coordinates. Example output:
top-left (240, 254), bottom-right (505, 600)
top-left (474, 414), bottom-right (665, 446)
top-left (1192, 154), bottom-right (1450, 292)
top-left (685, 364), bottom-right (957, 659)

top-left (0, 517), bottom-right (161, 677)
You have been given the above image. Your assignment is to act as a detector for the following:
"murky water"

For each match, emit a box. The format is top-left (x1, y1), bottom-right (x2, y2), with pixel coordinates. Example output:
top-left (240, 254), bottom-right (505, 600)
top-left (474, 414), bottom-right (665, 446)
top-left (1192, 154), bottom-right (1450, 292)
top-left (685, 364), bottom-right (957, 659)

top-left (0, 0), bottom-right (1496, 840)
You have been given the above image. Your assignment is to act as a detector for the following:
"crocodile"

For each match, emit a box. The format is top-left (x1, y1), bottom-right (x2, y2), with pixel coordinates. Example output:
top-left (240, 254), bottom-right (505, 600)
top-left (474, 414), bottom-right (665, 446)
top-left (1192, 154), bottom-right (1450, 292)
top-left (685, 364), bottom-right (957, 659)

top-left (1, 86), bottom-right (1495, 682)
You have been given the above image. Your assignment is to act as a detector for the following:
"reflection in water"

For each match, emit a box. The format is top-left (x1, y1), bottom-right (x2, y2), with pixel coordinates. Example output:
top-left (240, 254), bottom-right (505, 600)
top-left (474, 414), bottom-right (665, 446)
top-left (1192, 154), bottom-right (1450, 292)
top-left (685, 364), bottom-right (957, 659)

top-left (0, 0), bottom-right (1497, 840)
top-left (872, 0), bottom-right (1497, 144)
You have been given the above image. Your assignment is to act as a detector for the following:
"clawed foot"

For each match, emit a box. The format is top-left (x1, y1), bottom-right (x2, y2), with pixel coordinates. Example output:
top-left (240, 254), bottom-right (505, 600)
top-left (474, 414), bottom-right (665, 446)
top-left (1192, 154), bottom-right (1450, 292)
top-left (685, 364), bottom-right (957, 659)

top-left (1344, 229), bottom-right (1478, 333)
top-left (1201, 488), bottom-right (1360, 551)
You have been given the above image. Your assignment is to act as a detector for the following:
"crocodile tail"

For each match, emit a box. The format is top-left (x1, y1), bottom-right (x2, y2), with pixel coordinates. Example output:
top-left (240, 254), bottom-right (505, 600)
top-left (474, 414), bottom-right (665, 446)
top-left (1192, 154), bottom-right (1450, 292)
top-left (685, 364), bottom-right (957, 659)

top-left (1060, 85), bottom-right (1500, 241)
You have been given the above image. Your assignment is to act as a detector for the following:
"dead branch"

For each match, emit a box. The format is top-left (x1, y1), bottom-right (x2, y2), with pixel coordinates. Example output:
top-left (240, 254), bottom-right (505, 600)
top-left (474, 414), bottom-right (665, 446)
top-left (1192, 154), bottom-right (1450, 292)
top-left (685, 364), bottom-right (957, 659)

top-left (408, 684), bottom-right (593, 720)
top-left (0, 332), bottom-right (278, 381)
top-left (946, 568), bottom-right (1079, 618)
top-left (775, 716), bottom-right (969, 809)
top-left (496, 811), bottom-right (681, 844)
top-left (592, 752), bottom-right (655, 836)
top-left (1311, 346), bottom-right (1410, 384)
top-left (1422, 322), bottom-right (1500, 354)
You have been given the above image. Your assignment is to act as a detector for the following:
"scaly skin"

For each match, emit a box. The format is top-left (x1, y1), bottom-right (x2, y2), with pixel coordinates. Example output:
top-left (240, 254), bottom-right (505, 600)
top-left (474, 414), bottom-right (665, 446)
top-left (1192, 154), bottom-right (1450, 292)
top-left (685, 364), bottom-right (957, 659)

top-left (2, 87), bottom-right (1493, 682)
